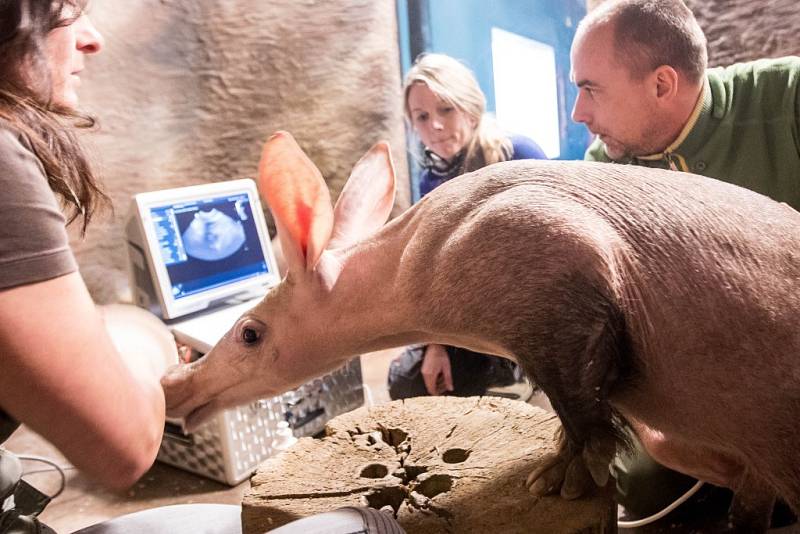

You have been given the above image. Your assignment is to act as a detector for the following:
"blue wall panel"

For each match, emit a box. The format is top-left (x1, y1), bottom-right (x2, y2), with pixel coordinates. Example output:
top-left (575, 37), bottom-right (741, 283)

top-left (398, 0), bottom-right (590, 162)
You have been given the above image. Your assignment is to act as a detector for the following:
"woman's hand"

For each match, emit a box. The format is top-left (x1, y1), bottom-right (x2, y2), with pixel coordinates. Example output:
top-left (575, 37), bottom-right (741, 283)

top-left (421, 344), bottom-right (454, 395)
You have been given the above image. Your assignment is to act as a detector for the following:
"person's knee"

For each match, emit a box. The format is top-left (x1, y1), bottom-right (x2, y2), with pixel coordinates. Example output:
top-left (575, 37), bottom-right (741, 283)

top-left (387, 348), bottom-right (428, 400)
top-left (613, 431), bottom-right (699, 516)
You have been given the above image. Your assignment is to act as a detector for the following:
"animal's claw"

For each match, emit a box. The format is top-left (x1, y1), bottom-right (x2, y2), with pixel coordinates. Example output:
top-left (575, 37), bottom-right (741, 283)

top-left (562, 455), bottom-right (593, 499)
top-left (526, 451), bottom-right (567, 496)
top-left (526, 434), bottom-right (615, 500)
top-left (583, 435), bottom-right (615, 487)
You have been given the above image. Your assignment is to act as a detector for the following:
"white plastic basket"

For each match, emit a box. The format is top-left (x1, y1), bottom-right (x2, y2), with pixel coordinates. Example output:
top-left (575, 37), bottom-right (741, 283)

top-left (157, 359), bottom-right (364, 485)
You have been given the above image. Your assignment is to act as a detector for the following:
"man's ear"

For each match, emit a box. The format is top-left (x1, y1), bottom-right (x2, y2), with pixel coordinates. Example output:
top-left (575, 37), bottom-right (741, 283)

top-left (653, 65), bottom-right (680, 101)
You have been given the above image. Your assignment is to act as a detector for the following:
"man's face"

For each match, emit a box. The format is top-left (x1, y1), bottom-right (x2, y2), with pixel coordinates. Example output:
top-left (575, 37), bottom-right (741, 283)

top-left (570, 24), bottom-right (661, 160)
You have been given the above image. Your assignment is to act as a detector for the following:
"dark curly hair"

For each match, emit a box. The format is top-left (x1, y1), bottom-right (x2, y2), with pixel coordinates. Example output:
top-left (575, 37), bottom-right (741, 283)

top-left (0, 0), bottom-right (108, 233)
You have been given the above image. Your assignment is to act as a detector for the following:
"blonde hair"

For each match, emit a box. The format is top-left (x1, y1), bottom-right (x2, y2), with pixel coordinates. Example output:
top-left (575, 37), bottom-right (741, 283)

top-left (403, 53), bottom-right (512, 174)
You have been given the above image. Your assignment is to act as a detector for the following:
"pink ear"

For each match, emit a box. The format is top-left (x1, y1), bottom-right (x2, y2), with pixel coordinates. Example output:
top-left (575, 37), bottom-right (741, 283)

top-left (257, 131), bottom-right (333, 272)
top-left (329, 141), bottom-right (396, 249)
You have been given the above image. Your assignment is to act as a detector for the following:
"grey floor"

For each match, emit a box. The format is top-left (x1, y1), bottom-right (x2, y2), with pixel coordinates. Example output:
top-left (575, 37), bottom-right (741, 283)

top-left (3, 349), bottom-right (797, 533)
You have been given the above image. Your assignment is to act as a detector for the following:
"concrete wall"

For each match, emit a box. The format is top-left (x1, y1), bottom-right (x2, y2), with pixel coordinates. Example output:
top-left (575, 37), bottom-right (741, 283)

top-left (685, 0), bottom-right (800, 65)
top-left (586, 0), bottom-right (800, 65)
top-left (73, 0), bottom-right (409, 303)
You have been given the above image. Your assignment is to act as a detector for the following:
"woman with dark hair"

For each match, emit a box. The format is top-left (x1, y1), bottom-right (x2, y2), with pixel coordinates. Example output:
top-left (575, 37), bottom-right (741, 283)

top-left (0, 3), bottom-right (404, 532)
top-left (0, 0), bottom-right (166, 498)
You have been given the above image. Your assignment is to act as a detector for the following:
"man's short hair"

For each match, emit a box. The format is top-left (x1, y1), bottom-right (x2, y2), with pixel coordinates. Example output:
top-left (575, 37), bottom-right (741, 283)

top-left (582, 0), bottom-right (708, 84)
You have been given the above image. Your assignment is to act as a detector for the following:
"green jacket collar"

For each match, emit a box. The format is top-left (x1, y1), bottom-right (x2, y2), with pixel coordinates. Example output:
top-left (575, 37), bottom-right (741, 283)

top-left (634, 75), bottom-right (719, 169)
top-left (674, 72), bottom-right (728, 158)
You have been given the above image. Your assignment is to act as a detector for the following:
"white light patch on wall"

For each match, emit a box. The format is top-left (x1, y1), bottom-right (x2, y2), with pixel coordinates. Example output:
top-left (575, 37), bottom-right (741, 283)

top-left (491, 27), bottom-right (561, 158)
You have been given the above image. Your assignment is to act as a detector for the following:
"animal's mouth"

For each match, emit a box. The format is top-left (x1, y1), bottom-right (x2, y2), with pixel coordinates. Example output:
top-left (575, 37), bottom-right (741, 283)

top-left (161, 362), bottom-right (219, 423)
top-left (168, 377), bottom-right (264, 432)
top-left (181, 401), bottom-right (215, 433)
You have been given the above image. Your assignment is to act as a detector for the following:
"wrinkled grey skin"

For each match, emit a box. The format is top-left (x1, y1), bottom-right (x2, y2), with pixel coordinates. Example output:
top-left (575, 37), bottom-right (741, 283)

top-left (165, 159), bottom-right (799, 532)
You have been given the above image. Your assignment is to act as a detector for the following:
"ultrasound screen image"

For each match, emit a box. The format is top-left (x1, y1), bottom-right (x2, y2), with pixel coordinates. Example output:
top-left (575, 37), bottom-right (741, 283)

top-left (149, 192), bottom-right (269, 300)
top-left (182, 209), bottom-right (246, 261)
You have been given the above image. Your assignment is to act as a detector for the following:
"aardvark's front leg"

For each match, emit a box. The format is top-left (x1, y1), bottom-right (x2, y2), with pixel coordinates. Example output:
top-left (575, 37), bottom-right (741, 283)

top-left (520, 280), bottom-right (631, 500)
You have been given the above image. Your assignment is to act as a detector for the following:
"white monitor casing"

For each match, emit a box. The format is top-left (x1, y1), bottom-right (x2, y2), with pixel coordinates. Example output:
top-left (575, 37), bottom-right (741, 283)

top-left (126, 178), bottom-right (280, 321)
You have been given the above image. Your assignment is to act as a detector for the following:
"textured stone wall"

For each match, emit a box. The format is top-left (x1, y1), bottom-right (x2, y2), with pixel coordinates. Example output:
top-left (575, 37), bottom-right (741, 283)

top-left (685, 0), bottom-right (800, 65)
top-left (73, 0), bottom-right (409, 303)
top-left (586, 0), bottom-right (800, 65)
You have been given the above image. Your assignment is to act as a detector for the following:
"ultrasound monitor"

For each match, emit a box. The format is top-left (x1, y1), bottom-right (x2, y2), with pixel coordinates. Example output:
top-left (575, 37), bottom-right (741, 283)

top-left (126, 179), bottom-right (280, 320)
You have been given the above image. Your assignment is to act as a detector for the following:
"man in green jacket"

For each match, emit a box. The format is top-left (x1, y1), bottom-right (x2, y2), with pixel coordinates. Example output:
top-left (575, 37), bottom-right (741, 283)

top-left (572, 0), bottom-right (800, 211)
top-left (569, 0), bottom-right (800, 522)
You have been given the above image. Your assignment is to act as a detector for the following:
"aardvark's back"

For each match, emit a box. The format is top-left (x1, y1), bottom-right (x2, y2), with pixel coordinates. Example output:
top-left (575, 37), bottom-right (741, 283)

top-left (401, 158), bottom-right (800, 505)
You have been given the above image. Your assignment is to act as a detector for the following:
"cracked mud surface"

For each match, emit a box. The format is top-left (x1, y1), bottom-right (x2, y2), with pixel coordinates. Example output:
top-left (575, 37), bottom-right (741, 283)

top-left (242, 397), bottom-right (614, 534)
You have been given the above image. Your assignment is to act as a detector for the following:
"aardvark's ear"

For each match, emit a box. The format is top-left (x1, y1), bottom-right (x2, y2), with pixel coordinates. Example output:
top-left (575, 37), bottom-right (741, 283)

top-left (257, 131), bottom-right (333, 273)
top-left (329, 141), bottom-right (396, 250)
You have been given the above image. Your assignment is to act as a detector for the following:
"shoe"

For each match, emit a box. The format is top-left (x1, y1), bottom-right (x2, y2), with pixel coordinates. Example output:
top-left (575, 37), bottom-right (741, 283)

top-left (485, 377), bottom-right (536, 401)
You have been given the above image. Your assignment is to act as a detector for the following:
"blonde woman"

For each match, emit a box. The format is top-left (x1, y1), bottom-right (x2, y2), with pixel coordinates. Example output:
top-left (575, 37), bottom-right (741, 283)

top-left (388, 53), bottom-right (545, 400)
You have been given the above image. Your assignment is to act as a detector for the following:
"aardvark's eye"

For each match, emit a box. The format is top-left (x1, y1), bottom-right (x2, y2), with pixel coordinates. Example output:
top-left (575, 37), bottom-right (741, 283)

top-left (236, 317), bottom-right (267, 346)
top-left (242, 327), bottom-right (260, 345)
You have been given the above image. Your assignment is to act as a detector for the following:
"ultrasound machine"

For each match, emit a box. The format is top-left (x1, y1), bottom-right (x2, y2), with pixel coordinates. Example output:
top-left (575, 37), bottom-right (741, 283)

top-left (125, 179), bottom-right (364, 484)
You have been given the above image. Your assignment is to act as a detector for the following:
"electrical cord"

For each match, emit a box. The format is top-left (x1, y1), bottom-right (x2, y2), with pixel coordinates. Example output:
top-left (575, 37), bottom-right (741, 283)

top-left (16, 454), bottom-right (72, 501)
top-left (617, 480), bottom-right (705, 528)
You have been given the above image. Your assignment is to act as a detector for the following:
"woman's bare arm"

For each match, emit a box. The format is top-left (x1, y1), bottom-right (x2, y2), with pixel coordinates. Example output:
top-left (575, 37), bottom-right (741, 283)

top-left (0, 272), bottom-right (166, 489)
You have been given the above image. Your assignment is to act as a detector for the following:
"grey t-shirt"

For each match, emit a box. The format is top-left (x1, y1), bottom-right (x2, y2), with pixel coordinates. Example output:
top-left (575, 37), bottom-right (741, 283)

top-left (0, 125), bottom-right (77, 290)
top-left (0, 125), bottom-right (79, 440)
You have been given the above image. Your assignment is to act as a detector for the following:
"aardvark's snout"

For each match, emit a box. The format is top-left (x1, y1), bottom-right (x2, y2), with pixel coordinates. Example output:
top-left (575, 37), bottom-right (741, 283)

top-left (161, 360), bottom-right (221, 431)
